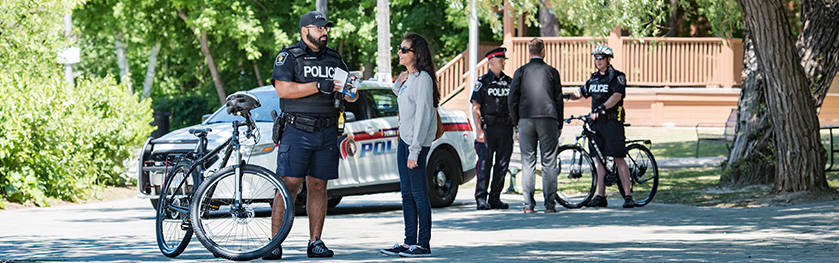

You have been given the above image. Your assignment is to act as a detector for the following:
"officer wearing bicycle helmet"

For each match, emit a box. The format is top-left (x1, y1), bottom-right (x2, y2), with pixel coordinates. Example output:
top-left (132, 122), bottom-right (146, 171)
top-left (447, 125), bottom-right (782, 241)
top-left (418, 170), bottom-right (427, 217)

top-left (470, 47), bottom-right (513, 210)
top-left (566, 44), bottom-right (636, 208)
top-left (266, 10), bottom-right (358, 260)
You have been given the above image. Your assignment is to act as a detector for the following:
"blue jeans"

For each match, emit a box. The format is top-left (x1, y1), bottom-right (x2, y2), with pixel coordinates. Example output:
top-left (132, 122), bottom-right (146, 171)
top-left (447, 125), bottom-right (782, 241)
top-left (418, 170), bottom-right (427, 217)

top-left (397, 138), bottom-right (431, 248)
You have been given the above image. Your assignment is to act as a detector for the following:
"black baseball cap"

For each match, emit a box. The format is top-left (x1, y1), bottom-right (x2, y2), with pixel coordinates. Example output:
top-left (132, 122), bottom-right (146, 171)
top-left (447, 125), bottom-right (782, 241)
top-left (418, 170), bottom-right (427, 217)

top-left (485, 47), bottom-right (507, 59)
top-left (299, 11), bottom-right (334, 29)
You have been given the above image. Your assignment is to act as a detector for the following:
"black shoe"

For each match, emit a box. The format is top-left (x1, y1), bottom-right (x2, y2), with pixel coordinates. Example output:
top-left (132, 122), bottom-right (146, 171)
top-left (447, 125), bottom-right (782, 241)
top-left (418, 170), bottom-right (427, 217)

top-left (398, 245), bottom-right (431, 257)
top-left (381, 243), bottom-right (409, 256)
top-left (584, 196), bottom-right (608, 207)
top-left (307, 238), bottom-right (334, 258)
top-left (262, 246), bottom-right (282, 260)
top-left (477, 203), bottom-right (490, 210)
top-left (623, 196), bottom-right (636, 208)
top-left (489, 202), bottom-right (509, 209)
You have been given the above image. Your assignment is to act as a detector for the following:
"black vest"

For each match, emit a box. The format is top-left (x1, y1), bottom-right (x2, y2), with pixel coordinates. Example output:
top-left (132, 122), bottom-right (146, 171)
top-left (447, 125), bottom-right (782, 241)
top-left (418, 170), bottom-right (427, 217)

top-left (476, 72), bottom-right (512, 117)
top-left (280, 45), bottom-right (346, 116)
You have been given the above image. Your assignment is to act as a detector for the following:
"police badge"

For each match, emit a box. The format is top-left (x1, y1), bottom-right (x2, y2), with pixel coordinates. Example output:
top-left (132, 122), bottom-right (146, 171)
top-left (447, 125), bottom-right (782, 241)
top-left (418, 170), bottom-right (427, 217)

top-left (617, 75), bottom-right (626, 85)
top-left (474, 81), bottom-right (483, 92)
top-left (276, 52), bottom-right (288, 66)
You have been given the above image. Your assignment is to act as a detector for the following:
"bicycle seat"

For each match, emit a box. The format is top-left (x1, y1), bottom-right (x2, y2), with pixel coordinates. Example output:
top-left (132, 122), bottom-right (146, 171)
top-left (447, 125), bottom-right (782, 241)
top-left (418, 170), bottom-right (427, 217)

top-left (226, 91), bottom-right (261, 115)
top-left (189, 128), bottom-right (212, 138)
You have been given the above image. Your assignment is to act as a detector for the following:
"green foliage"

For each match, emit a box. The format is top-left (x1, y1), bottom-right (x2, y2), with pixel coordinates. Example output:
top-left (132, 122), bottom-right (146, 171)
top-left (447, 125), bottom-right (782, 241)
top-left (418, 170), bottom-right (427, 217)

top-left (152, 95), bottom-right (216, 130)
top-left (0, 74), bottom-right (154, 207)
top-left (1, 0), bottom-right (154, 207)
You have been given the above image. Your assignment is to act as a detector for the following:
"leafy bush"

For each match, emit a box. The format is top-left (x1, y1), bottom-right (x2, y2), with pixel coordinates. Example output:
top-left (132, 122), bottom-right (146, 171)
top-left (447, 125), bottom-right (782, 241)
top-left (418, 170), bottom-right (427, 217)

top-left (152, 95), bottom-right (216, 131)
top-left (0, 74), bottom-right (154, 207)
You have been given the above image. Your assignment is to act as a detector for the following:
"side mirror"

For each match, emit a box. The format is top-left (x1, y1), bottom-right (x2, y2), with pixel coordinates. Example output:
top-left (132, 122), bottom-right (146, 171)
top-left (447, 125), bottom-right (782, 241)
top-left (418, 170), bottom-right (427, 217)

top-left (202, 114), bottom-right (212, 123)
top-left (345, 112), bottom-right (356, 122)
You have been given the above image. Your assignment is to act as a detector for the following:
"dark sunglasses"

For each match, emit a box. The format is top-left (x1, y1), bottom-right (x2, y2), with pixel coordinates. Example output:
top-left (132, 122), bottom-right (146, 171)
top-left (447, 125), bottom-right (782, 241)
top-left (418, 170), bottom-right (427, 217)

top-left (594, 55), bottom-right (608, 60)
top-left (395, 45), bottom-right (414, 53)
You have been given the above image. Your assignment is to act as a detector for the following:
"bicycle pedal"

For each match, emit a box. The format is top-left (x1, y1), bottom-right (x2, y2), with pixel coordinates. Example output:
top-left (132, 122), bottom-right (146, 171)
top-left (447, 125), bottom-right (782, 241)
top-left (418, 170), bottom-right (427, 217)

top-left (181, 219), bottom-right (192, 231)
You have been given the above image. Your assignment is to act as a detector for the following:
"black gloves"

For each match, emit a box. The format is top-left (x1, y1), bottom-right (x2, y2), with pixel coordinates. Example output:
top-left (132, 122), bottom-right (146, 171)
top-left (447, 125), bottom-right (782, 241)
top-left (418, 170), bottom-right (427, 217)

top-left (593, 105), bottom-right (606, 115)
top-left (317, 79), bottom-right (335, 94)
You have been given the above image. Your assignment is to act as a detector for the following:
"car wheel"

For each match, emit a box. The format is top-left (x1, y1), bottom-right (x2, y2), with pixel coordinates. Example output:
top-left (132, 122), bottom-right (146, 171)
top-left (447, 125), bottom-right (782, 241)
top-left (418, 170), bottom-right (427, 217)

top-left (426, 149), bottom-right (461, 207)
top-left (327, 196), bottom-right (342, 208)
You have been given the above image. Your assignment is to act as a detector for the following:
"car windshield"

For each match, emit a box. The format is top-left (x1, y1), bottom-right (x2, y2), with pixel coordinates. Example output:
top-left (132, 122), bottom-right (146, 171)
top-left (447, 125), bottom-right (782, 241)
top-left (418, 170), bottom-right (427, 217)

top-left (205, 89), bottom-right (280, 124)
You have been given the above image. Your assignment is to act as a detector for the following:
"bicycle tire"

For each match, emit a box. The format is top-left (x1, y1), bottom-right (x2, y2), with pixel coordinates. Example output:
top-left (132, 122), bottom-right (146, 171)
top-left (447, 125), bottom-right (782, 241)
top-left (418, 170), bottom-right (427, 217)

top-left (622, 144), bottom-right (659, 206)
top-left (555, 145), bottom-right (597, 208)
top-left (155, 161), bottom-right (196, 258)
top-left (190, 164), bottom-right (294, 261)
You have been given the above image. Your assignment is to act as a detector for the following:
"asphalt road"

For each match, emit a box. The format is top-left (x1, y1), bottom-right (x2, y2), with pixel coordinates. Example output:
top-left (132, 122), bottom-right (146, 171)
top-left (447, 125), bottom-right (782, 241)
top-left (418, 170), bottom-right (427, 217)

top-left (1, 187), bottom-right (838, 262)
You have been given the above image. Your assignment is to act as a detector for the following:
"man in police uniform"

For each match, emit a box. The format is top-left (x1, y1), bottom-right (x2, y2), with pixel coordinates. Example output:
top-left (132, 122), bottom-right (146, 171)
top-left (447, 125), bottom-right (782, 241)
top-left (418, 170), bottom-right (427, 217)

top-left (266, 11), bottom-right (358, 260)
top-left (471, 47), bottom-right (514, 210)
top-left (567, 45), bottom-right (635, 208)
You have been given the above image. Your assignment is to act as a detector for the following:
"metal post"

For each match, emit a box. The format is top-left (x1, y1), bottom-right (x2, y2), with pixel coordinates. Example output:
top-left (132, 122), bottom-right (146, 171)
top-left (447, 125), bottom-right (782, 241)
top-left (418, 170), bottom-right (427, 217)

top-left (376, 0), bottom-right (392, 83)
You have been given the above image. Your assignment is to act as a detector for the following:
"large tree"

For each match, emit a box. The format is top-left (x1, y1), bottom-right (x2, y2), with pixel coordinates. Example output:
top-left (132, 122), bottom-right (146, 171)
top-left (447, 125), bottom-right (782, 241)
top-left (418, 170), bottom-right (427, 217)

top-left (727, 0), bottom-right (837, 193)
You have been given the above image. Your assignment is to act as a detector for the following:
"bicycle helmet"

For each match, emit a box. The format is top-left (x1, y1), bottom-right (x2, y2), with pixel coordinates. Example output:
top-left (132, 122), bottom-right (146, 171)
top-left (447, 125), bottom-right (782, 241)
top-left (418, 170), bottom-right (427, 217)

top-left (225, 91), bottom-right (261, 115)
top-left (591, 45), bottom-right (614, 58)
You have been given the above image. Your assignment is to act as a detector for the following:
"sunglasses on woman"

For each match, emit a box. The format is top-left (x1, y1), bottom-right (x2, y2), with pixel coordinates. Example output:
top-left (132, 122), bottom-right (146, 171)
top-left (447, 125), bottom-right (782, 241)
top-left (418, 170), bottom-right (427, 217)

top-left (395, 45), bottom-right (414, 53)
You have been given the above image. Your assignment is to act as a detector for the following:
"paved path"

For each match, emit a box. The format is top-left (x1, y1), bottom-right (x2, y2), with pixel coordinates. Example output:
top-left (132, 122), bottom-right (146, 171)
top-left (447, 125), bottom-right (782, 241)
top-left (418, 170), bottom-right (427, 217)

top-left (2, 187), bottom-right (837, 262)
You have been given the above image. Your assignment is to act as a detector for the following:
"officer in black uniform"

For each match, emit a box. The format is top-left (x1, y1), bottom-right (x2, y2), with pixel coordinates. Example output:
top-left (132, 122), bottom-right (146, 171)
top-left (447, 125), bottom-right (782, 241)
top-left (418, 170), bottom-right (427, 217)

top-left (567, 45), bottom-right (635, 209)
top-left (265, 11), bottom-right (358, 260)
top-left (471, 47), bottom-right (514, 210)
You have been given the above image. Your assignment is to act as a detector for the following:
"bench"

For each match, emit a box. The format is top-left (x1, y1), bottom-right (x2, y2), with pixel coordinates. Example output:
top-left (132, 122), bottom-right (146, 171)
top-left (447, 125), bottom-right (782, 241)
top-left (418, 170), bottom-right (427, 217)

top-left (695, 108), bottom-right (738, 157)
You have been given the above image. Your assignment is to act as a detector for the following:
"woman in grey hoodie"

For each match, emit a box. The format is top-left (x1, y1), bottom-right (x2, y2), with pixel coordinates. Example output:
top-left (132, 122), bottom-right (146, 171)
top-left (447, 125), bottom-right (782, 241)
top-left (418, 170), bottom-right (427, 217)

top-left (379, 33), bottom-right (440, 258)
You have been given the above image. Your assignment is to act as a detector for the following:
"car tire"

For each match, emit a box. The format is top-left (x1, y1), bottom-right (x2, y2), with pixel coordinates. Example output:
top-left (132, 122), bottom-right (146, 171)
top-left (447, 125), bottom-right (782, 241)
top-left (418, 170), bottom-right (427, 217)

top-left (150, 199), bottom-right (159, 211)
top-left (426, 149), bottom-right (461, 207)
top-left (327, 196), bottom-right (342, 208)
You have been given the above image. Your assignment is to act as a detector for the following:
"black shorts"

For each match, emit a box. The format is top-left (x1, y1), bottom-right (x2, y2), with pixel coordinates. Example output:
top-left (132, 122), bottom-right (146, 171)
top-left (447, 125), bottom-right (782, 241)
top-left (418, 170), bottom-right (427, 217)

top-left (589, 120), bottom-right (626, 158)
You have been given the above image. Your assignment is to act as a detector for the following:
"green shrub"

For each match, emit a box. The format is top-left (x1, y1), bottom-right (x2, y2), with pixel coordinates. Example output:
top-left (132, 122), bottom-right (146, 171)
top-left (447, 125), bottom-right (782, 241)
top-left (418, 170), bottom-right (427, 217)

top-left (0, 73), bottom-right (154, 207)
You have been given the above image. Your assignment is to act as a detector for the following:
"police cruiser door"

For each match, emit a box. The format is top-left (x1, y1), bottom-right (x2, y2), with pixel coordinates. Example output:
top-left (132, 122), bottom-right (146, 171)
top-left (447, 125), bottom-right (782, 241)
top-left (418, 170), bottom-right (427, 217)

top-left (341, 89), bottom-right (400, 186)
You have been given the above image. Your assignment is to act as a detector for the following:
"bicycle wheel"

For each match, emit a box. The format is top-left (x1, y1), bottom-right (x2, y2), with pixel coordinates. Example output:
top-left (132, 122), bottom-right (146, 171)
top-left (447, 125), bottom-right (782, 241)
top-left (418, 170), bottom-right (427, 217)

top-left (190, 164), bottom-right (294, 261)
top-left (623, 144), bottom-right (659, 206)
top-left (155, 161), bottom-right (196, 257)
top-left (555, 145), bottom-right (597, 208)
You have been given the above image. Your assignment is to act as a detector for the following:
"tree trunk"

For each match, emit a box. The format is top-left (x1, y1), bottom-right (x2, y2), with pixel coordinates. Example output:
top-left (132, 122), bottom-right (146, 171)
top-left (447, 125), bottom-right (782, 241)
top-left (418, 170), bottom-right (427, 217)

top-left (538, 2), bottom-right (558, 37)
top-left (141, 43), bottom-right (161, 100)
top-left (115, 29), bottom-right (131, 93)
top-left (666, 0), bottom-right (679, 37)
top-left (724, 32), bottom-right (774, 186)
top-left (735, 0), bottom-right (828, 193)
top-left (797, 0), bottom-right (839, 108)
top-left (253, 62), bottom-right (265, 87)
top-left (178, 9), bottom-right (226, 105)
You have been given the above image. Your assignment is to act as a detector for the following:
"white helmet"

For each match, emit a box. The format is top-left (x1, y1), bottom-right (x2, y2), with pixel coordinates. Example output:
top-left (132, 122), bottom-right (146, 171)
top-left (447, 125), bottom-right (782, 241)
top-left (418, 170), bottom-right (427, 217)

top-left (592, 45), bottom-right (613, 58)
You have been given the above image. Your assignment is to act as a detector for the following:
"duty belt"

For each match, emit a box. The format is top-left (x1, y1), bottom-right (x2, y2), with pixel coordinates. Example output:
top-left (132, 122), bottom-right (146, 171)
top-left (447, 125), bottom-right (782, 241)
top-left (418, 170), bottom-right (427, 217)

top-left (284, 113), bottom-right (338, 130)
top-left (482, 115), bottom-right (514, 125)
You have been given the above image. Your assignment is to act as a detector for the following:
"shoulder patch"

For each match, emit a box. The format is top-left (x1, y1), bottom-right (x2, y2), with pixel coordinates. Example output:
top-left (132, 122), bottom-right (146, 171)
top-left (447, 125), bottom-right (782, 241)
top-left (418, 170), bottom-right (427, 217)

top-left (474, 81), bottom-right (483, 92)
top-left (617, 75), bottom-right (626, 85)
top-left (275, 52), bottom-right (288, 66)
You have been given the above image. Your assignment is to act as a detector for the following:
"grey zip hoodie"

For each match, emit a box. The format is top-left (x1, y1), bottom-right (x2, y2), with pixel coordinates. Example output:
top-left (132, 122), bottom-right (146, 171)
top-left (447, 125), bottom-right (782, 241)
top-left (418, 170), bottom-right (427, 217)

top-left (392, 71), bottom-right (437, 161)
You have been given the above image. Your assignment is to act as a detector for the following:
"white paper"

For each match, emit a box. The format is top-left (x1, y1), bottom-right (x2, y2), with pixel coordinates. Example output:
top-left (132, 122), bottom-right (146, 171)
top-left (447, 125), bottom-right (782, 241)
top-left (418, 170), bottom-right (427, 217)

top-left (333, 68), bottom-right (349, 92)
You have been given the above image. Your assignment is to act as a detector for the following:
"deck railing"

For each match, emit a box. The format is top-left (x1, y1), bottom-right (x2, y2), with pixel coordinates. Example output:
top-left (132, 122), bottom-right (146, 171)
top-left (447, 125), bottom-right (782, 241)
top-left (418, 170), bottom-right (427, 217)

top-left (436, 50), bottom-right (490, 104)
top-left (509, 37), bottom-right (743, 88)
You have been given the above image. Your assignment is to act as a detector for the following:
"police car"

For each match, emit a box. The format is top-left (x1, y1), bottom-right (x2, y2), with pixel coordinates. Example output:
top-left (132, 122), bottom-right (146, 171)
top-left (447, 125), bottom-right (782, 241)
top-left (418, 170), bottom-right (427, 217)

top-left (137, 80), bottom-right (477, 210)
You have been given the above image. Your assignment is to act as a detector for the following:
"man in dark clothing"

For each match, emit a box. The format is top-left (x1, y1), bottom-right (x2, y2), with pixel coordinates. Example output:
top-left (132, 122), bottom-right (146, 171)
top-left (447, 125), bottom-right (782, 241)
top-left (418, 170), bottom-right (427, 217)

top-left (471, 47), bottom-right (514, 210)
top-left (567, 44), bottom-right (635, 208)
top-left (508, 38), bottom-right (564, 213)
top-left (265, 11), bottom-right (358, 260)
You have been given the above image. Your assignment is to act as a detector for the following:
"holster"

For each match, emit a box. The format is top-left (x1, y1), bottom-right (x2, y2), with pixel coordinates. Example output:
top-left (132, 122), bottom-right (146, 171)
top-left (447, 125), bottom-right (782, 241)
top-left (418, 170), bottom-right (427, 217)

top-left (482, 115), bottom-right (514, 126)
top-left (271, 110), bottom-right (285, 145)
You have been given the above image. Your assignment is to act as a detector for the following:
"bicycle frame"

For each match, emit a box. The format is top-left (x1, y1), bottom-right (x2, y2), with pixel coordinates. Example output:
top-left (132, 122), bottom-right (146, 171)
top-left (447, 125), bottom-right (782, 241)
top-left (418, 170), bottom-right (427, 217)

top-left (162, 119), bottom-right (253, 215)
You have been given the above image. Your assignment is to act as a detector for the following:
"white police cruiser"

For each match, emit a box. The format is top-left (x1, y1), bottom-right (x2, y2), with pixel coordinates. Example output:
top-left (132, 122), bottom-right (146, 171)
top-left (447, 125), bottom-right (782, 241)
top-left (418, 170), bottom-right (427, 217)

top-left (137, 80), bottom-right (477, 210)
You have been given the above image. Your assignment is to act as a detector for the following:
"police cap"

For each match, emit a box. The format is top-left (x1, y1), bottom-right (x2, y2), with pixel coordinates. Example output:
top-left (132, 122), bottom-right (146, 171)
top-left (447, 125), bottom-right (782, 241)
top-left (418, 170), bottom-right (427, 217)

top-left (299, 11), bottom-right (335, 29)
top-left (485, 47), bottom-right (507, 59)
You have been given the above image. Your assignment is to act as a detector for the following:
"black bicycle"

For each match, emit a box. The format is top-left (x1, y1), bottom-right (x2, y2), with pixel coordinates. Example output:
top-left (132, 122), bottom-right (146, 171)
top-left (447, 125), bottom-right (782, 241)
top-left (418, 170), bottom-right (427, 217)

top-left (155, 91), bottom-right (294, 260)
top-left (555, 114), bottom-right (659, 208)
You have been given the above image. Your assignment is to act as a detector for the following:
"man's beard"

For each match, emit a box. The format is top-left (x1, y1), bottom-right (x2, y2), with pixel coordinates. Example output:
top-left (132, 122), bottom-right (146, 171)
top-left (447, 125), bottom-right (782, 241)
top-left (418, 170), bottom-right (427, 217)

top-left (307, 33), bottom-right (328, 50)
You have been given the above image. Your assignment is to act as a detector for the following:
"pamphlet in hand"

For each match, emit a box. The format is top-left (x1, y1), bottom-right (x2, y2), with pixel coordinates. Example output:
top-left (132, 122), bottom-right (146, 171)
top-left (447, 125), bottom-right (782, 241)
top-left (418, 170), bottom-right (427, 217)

top-left (332, 68), bottom-right (357, 98)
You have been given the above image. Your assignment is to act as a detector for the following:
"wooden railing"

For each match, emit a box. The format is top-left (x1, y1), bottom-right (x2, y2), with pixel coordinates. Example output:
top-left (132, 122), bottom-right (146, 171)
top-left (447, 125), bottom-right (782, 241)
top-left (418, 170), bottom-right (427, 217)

top-left (436, 50), bottom-right (490, 104)
top-left (508, 37), bottom-right (743, 88)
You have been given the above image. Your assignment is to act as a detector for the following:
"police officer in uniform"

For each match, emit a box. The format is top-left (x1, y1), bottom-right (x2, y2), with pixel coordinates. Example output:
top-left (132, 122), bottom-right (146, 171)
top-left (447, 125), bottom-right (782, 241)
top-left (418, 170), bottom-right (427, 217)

top-left (471, 47), bottom-right (513, 210)
top-left (265, 11), bottom-right (358, 260)
top-left (567, 45), bottom-right (635, 208)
